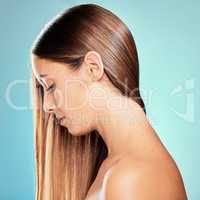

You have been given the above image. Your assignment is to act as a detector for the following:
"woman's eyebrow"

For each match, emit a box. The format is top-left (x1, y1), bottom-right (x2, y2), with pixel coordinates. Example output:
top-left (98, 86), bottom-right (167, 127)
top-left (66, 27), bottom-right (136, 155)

top-left (39, 74), bottom-right (48, 78)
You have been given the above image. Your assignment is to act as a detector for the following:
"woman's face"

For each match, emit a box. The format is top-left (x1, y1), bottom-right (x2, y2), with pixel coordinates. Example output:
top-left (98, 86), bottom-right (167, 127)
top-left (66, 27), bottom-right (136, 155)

top-left (31, 54), bottom-right (97, 136)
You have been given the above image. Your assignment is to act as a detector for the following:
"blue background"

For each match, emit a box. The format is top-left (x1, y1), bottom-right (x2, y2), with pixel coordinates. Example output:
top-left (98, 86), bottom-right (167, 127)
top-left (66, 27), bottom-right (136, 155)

top-left (0, 0), bottom-right (199, 199)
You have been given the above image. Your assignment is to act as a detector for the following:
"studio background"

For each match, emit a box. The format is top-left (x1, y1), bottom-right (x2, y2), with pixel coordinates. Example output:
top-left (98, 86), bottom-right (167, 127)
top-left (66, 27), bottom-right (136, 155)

top-left (0, 0), bottom-right (199, 199)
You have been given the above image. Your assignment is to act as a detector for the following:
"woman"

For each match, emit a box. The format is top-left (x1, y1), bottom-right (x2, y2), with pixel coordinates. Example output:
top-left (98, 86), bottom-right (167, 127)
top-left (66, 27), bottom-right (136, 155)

top-left (30, 3), bottom-right (187, 200)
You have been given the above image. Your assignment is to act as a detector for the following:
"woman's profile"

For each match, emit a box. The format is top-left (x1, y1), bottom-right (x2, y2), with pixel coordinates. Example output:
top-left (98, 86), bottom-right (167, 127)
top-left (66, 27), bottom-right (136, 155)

top-left (30, 3), bottom-right (188, 200)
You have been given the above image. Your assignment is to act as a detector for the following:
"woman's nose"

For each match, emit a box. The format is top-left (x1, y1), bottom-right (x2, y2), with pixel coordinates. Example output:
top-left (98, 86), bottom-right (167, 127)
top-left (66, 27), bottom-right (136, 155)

top-left (43, 94), bottom-right (56, 113)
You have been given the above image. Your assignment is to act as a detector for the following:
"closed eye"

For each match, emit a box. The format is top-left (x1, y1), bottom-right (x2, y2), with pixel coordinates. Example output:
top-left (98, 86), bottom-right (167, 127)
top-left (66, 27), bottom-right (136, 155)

top-left (46, 83), bottom-right (56, 92)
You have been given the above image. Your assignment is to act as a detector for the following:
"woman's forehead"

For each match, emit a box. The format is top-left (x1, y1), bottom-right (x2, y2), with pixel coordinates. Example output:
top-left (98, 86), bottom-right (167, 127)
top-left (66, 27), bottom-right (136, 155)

top-left (31, 55), bottom-right (51, 76)
top-left (31, 56), bottom-right (60, 82)
top-left (31, 54), bottom-right (78, 81)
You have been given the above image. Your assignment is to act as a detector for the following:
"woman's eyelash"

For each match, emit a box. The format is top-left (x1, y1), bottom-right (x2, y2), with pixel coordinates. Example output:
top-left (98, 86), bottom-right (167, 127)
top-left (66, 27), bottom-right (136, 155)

top-left (46, 83), bottom-right (56, 92)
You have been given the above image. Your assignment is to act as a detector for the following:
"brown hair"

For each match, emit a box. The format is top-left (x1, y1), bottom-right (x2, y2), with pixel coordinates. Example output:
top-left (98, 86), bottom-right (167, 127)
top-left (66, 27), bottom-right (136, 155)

top-left (30, 3), bottom-right (146, 200)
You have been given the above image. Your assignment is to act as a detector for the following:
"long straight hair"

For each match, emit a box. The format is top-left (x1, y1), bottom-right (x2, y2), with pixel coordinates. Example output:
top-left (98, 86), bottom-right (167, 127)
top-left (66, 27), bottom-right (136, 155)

top-left (30, 3), bottom-right (146, 200)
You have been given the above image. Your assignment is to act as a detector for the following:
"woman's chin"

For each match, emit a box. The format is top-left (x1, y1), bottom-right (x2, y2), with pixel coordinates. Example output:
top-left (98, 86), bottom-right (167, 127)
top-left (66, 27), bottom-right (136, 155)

top-left (59, 119), bottom-right (90, 136)
top-left (60, 122), bottom-right (77, 135)
top-left (69, 125), bottom-right (89, 136)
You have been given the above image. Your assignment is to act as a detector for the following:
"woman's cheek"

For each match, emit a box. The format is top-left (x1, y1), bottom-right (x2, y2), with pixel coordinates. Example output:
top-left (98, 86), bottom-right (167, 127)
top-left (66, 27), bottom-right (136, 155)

top-left (61, 80), bottom-right (86, 111)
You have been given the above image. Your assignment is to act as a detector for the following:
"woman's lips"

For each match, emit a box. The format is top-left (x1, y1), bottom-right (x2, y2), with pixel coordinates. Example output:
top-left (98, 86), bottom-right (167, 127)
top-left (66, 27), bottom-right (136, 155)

top-left (55, 115), bottom-right (65, 124)
top-left (59, 116), bottom-right (66, 125)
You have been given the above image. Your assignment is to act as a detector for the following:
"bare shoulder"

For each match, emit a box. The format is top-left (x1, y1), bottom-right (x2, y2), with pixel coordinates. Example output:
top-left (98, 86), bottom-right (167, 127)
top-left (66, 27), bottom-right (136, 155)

top-left (102, 156), bottom-right (188, 200)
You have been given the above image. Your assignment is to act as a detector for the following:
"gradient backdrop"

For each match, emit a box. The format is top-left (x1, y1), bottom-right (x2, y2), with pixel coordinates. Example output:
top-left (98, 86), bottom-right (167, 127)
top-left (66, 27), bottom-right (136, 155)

top-left (0, 0), bottom-right (199, 199)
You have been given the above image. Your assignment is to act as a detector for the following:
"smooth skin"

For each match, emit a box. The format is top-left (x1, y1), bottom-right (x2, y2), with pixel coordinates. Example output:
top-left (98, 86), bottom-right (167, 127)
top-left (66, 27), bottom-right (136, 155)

top-left (102, 156), bottom-right (187, 200)
top-left (31, 51), bottom-right (188, 200)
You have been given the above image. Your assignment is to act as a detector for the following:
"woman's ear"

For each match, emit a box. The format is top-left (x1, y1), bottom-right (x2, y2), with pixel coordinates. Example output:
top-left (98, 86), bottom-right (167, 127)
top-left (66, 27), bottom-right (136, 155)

top-left (84, 51), bottom-right (104, 81)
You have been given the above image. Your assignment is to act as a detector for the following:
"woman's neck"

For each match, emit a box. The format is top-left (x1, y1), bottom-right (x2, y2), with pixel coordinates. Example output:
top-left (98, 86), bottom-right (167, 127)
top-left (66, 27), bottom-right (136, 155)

top-left (95, 95), bottom-right (164, 160)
